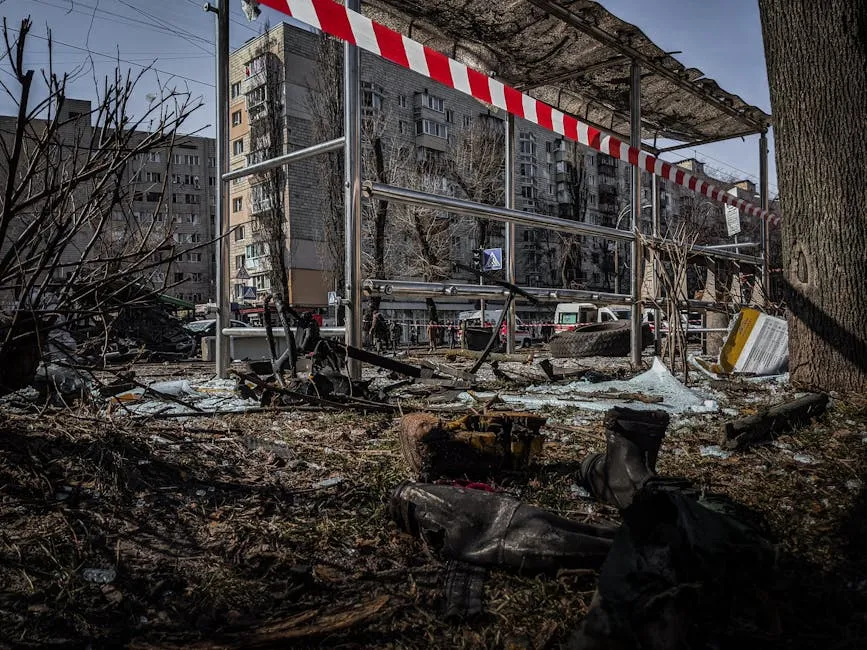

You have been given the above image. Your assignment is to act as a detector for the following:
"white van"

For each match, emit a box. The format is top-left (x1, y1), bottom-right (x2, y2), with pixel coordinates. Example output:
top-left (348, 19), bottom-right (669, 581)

top-left (553, 303), bottom-right (652, 332)
top-left (553, 303), bottom-right (598, 332)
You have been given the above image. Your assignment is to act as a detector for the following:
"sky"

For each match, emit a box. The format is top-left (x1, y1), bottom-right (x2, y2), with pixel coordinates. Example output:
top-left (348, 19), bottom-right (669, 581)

top-left (0, 0), bottom-right (778, 195)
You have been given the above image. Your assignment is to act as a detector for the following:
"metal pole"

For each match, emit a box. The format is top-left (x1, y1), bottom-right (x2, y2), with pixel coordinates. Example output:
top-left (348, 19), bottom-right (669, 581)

top-left (207, 0), bottom-right (230, 378)
top-left (651, 172), bottom-right (661, 355)
top-left (364, 182), bottom-right (762, 265)
top-left (363, 279), bottom-right (631, 304)
top-left (614, 245), bottom-right (620, 294)
top-left (223, 137), bottom-right (345, 181)
top-left (629, 61), bottom-right (643, 367)
top-left (759, 130), bottom-right (770, 298)
top-left (504, 114), bottom-right (516, 353)
top-left (344, 0), bottom-right (362, 379)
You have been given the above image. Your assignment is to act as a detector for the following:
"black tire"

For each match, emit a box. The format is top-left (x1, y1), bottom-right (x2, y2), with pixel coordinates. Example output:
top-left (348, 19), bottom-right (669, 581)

top-left (549, 321), bottom-right (653, 358)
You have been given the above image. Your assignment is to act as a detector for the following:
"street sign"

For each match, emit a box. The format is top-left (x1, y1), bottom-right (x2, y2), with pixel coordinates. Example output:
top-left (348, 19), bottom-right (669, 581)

top-left (327, 291), bottom-right (339, 306)
top-left (483, 247), bottom-right (503, 271)
top-left (235, 266), bottom-right (250, 280)
top-left (725, 187), bottom-right (741, 236)
top-left (242, 286), bottom-right (257, 300)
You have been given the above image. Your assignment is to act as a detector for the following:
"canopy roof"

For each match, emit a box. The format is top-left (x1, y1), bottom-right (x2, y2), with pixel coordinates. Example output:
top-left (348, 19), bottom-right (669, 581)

top-left (366, 0), bottom-right (771, 147)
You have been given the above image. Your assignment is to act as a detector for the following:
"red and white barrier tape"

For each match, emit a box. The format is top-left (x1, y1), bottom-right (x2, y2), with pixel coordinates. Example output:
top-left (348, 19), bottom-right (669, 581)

top-left (255, 0), bottom-right (779, 226)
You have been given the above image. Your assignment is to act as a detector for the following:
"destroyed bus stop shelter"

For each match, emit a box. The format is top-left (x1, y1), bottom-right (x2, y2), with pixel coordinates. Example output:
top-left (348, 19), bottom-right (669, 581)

top-left (210, 0), bottom-right (774, 377)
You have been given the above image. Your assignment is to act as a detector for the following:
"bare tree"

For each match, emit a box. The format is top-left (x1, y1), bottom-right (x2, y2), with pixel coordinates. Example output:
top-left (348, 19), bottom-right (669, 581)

top-left (0, 18), bottom-right (200, 393)
top-left (445, 114), bottom-right (505, 253)
top-left (556, 140), bottom-right (590, 287)
top-left (760, 0), bottom-right (866, 392)
top-left (307, 35), bottom-right (344, 300)
top-left (246, 35), bottom-right (289, 303)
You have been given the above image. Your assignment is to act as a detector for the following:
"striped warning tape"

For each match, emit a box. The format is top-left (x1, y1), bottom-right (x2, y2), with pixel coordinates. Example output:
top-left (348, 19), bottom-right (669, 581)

top-left (254, 0), bottom-right (780, 225)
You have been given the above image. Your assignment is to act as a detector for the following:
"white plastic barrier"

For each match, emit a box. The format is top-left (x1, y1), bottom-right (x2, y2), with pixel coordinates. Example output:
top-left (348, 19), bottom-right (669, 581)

top-left (203, 327), bottom-right (346, 362)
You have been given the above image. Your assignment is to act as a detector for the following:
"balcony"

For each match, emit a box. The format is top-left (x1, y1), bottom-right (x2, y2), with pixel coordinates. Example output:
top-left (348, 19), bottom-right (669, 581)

top-left (247, 102), bottom-right (271, 124)
top-left (250, 196), bottom-right (275, 215)
top-left (244, 256), bottom-right (272, 273)
top-left (246, 150), bottom-right (269, 166)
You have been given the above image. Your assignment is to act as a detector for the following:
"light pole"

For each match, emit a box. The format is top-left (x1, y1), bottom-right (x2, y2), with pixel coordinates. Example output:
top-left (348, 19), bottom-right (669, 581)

top-left (613, 203), bottom-right (650, 294)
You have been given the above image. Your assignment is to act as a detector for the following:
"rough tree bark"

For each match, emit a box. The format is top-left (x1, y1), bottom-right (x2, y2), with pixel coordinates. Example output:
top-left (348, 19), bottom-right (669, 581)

top-left (758, 0), bottom-right (867, 392)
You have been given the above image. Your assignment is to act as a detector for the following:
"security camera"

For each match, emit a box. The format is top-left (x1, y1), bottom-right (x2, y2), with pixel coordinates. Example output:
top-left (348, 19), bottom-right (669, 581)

top-left (241, 0), bottom-right (261, 21)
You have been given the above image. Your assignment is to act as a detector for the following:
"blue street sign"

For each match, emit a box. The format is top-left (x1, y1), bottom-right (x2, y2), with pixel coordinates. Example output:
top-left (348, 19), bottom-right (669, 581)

top-left (483, 247), bottom-right (503, 271)
top-left (242, 286), bottom-right (257, 300)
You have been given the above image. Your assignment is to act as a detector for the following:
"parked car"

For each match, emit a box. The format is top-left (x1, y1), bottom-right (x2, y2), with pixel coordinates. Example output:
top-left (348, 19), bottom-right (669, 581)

top-left (457, 309), bottom-right (535, 348)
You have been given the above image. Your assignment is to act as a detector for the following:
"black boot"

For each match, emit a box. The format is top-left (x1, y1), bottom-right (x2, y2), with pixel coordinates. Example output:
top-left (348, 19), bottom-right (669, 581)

top-left (390, 481), bottom-right (617, 573)
top-left (579, 406), bottom-right (670, 510)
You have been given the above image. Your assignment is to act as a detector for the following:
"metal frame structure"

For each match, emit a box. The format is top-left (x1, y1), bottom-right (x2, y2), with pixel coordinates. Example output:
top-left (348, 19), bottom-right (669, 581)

top-left (210, 0), bottom-right (772, 377)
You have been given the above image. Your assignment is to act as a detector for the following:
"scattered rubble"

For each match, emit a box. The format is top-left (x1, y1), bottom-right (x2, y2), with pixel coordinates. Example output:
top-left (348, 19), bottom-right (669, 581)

top-left (1, 338), bottom-right (864, 648)
top-left (721, 392), bottom-right (830, 450)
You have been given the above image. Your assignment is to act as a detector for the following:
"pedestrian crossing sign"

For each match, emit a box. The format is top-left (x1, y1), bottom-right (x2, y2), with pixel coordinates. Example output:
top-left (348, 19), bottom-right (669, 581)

top-left (483, 247), bottom-right (503, 271)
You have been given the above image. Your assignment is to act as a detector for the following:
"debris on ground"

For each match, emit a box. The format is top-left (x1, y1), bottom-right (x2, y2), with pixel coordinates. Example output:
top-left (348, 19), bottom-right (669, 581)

top-left (0, 347), bottom-right (865, 648)
top-left (721, 392), bottom-right (830, 450)
top-left (398, 410), bottom-right (546, 480)
top-left (695, 307), bottom-right (789, 377)
top-left (463, 358), bottom-right (717, 413)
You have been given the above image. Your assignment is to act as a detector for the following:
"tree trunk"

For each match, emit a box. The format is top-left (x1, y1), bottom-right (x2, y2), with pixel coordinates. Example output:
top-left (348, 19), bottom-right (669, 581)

top-left (758, 0), bottom-right (867, 392)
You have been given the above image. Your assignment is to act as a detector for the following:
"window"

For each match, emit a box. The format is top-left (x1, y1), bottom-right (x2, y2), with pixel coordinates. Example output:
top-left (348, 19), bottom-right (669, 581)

top-left (519, 132), bottom-right (537, 156)
top-left (209, 176), bottom-right (216, 187)
top-left (546, 141), bottom-right (552, 154)
top-left (234, 225), bottom-right (245, 240)
top-left (149, 152), bottom-right (161, 163)
top-left (232, 110), bottom-right (242, 126)
top-left (462, 115), bottom-right (472, 128)
top-left (146, 172), bottom-right (161, 183)
top-left (191, 273), bottom-right (203, 282)
top-left (445, 109), bottom-right (454, 123)
top-left (173, 153), bottom-right (182, 165)
top-left (235, 254), bottom-right (246, 269)
top-left (186, 252), bottom-right (202, 262)
top-left (397, 94), bottom-right (407, 108)
top-left (247, 86), bottom-right (266, 106)
top-left (185, 214), bottom-right (198, 224)
top-left (361, 81), bottom-right (384, 111)
top-left (419, 93), bottom-right (445, 112)
top-left (253, 275), bottom-right (270, 291)
top-left (398, 120), bottom-right (407, 135)
top-left (245, 55), bottom-right (268, 77)
top-left (233, 139), bottom-right (244, 156)
top-left (231, 81), bottom-right (242, 98)
top-left (146, 191), bottom-right (161, 202)
top-left (208, 157), bottom-right (216, 167)
top-left (232, 197), bottom-right (243, 212)
top-left (174, 272), bottom-right (184, 283)
top-left (415, 119), bottom-right (448, 139)
top-left (245, 242), bottom-right (268, 258)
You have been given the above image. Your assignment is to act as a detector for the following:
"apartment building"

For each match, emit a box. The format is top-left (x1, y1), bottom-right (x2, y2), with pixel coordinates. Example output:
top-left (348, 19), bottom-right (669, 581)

top-left (225, 21), bottom-right (761, 308)
top-left (0, 98), bottom-right (217, 307)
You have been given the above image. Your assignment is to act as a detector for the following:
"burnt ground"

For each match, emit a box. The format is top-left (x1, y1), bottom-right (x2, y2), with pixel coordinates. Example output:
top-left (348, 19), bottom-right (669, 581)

top-left (1, 355), bottom-right (867, 648)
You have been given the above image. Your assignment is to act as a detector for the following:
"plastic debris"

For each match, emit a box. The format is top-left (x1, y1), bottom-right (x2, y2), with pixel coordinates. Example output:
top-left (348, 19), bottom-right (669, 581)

top-left (81, 567), bottom-right (117, 584)
top-left (700, 445), bottom-right (733, 459)
top-left (458, 358), bottom-right (717, 414)
top-left (793, 453), bottom-right (817, 465)
top-left (314, 477), bottom-right (344, 489)
top-left (570, 484), bottom-right (591, 498)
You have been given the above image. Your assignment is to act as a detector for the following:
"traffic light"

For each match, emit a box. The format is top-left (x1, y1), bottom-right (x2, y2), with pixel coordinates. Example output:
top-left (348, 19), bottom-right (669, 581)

top-left (472, 248), bottom-right (482, 269)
